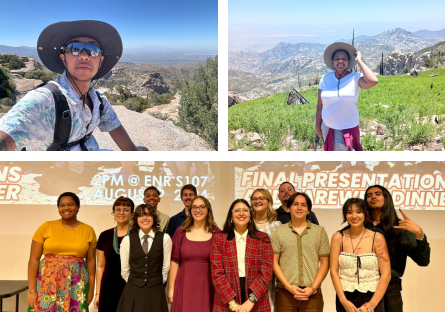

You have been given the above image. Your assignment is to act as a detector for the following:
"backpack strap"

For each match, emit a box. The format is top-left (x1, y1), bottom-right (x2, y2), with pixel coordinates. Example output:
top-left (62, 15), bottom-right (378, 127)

top-left (95, 91), bottom-right (104, 115)
top-left (43, 83), bottom-right (72, 151)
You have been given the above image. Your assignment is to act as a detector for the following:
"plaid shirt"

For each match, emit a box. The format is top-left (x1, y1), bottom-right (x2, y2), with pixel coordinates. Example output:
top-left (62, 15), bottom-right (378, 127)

top-left (211, 231), bottom-right (273, 312)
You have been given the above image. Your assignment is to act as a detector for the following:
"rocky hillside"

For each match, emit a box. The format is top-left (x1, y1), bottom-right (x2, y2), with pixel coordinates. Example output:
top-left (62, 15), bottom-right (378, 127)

top-left (95, 62), bottom-right (203, 97)
top-left (353, 28), bottom-right (439, 51)
top-left (382, 50), bottom-right (431, 75)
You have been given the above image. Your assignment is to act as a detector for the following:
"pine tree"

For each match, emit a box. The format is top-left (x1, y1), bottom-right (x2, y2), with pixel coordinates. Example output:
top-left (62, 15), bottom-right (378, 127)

top-left (176, 56), bottom-right (218, 150)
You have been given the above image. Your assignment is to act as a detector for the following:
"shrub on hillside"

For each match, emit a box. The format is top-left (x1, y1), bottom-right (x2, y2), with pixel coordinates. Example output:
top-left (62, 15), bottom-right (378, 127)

top-left (176, 56), bottom-right (218, 150)
top-left (0, 68), bottom-right (16, 99)
top-left (423, 58), bottom-right (433, 68)
top-left (0, 54), bottom-right (25, 70)
top-left (402, 66), bottom-right (410, 74)
top-left (24, 70), bottom-right (57, 83)
top-left (122, 98), bottom-right (142, 112)
top-left (0, 97), bottom-right (14, 106)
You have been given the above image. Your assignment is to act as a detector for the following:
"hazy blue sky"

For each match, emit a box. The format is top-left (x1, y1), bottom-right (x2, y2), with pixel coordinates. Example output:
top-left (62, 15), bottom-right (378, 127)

top-left (1, 0), bottom-right (218, 51)
top-left (229, 0), bottom-right (445, 29)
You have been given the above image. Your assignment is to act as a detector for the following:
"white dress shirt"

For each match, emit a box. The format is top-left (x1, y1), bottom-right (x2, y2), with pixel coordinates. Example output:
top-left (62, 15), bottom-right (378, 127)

top-left (235, 230), bottom-right (248, 277)
top-left (120, 229), bottom-right (172, 283)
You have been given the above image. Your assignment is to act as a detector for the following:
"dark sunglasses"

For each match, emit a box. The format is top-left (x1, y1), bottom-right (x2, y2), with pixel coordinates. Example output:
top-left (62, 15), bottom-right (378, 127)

top-left (62, 41), bottom-right (103, 57)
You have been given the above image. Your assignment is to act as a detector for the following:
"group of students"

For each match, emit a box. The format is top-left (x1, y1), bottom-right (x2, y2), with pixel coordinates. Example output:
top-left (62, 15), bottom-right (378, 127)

top-left (26, 182), bottom-right (431, 312)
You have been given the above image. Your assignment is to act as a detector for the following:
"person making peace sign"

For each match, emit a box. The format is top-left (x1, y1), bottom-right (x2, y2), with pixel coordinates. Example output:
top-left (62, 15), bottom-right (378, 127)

top-left (364, 185), bottom-right (431, 312)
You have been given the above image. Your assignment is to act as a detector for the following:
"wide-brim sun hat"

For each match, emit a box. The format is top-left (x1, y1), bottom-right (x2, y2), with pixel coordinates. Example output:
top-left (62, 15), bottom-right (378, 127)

top-left (37, 20), bottom-right (123, 80)
top-left (323, 42), bottom-right (357, 71)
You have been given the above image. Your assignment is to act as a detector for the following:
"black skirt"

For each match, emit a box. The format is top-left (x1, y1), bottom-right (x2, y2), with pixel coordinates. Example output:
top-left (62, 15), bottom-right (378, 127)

top-left (117, 282), bottom-right (168, 312)
top-left (336, 291), bottom-right (384, 312)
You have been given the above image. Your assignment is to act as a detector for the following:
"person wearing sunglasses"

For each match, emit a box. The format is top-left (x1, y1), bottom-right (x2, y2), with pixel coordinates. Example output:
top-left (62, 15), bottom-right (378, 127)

top-left (0, 20), bottom-right (138, 151)
top-left (211, 199), bottom-right (273, 312)
top-left (168, 196), bottom-right (221, 312)
top-left (315, 42), bottom-right (378, 151)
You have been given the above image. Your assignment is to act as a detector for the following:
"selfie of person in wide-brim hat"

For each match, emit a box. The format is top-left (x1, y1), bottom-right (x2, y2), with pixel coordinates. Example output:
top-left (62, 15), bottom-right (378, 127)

top-left (315, 42), bottom-right (379, 151)
top-left (0, 19), bottom-right (139, 152)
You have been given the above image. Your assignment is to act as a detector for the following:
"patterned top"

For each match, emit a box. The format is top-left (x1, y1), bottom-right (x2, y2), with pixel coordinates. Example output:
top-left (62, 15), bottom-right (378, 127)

top-left (32, 220), bottom-right (97, 258)
top-left (272, 221), bottom-right (330, 289)
top-left (0, 71), bottom-right (121, 151)
top-left (257, 221), bottom-right (282, 239)
top-left (339, 252), bottom-right (379, 293)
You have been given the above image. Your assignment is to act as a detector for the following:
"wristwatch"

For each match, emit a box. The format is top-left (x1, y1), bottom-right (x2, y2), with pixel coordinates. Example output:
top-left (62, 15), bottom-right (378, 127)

top-left (248, 294), bottom-right (258, 303)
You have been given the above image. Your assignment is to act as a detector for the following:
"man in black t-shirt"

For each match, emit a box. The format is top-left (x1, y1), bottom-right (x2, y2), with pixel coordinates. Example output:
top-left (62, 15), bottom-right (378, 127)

top-left (276, 181), bottom-right (319, 225)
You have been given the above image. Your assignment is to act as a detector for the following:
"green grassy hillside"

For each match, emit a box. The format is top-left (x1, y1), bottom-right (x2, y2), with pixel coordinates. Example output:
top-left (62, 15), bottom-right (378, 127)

top-left (228, 68), bottom-right (445, 151)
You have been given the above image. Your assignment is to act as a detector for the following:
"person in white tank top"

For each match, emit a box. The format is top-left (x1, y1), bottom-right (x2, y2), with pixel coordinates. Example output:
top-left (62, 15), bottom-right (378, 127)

top-left (330, 198), bottom-right (391, 312)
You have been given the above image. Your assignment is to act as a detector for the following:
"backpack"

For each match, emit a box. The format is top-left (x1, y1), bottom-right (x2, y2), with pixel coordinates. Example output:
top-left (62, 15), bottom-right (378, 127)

top-left (21, 82), bottom-right (104, 151)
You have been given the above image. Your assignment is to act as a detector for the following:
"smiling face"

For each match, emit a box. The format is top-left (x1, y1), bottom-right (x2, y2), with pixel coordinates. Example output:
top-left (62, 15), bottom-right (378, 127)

top-left (346, 204), bottom-right (365, 228)
top-left (332, 50), bottom-right (350, 72)
top-left (278, 183), bottom-right (295, 206)
top-left (113, 204), bottom-right (132, 225)
top-left (231, 202), bottom-right (251, 230)
top-left (191, 198), bottom-right (208, 222)
top-left (58, 196), bottom-right (79, 221)
top-left (137, 208), bottom-right (154, 233)
top-left (289, 195), bottom-right (309, 221)
top-left (251, 191), bottom-right (269, 214)
top-left (144, 189), bottom-right (161, 208)
top-left (59, 37), bottom-right (104, 82)
top-left (366, 187), bottom-right (385, 210)
top-left (182, 189), bottom-right (196, 209)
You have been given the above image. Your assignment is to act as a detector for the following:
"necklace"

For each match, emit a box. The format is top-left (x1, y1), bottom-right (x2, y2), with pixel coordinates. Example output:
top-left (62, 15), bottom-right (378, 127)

top-left (350, 229), bottom-right (366, 254)
top-left (113, 225), bottom-right (131, 254)
top-left (255, 217), bottom-right (268, 225)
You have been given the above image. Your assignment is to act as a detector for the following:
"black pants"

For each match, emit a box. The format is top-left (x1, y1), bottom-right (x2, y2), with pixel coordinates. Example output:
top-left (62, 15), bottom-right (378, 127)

top-left (383, 277), bottom-right (403, 312)
top-left (336, 291), bottom-right (384, 312)
top-left (240, 277), bottom-right (246, 303)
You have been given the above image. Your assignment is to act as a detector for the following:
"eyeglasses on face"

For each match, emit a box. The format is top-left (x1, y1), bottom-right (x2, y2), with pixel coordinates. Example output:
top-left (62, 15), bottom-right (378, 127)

top-left (232, 208), bottom-right (251, 214)
top-left (252, 196), bottom-right (267, 202)
top-left (191, 205), bottom-right (207, 211)
top-left (332, 58), bottom-right (349, 62)
top-left (63, 41), bottom-right (103, 57)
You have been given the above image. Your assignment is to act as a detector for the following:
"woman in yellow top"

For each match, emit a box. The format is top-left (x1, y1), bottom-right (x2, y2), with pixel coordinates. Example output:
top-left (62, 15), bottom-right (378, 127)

top-left (27, 192), bottom-right (97, 312)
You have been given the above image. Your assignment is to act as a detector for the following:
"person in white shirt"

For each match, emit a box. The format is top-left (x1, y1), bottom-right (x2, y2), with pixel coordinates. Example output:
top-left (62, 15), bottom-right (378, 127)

top-left (117, 204), bottom-right (172, 312)
top-left (316, 42), bottom-right (379, 151)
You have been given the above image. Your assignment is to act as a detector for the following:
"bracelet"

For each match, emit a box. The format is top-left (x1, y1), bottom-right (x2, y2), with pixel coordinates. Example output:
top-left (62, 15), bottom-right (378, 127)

top-left (229, 302), bottom-right (238, 311)
top-left (28, 290), bottom-right (36, 294)
top-left (309, 285), bottom-right (317, 294)
top-left (364, 302), bottom-right (373, 312)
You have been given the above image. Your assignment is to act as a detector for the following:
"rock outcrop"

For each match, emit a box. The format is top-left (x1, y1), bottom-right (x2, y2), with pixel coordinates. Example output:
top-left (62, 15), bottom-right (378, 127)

top-left (382, 50), bottom-right (430, 75)
top-left (228, 91), bottom-right (248, 107)
top-left (10, 57), bottom-right (43, 74)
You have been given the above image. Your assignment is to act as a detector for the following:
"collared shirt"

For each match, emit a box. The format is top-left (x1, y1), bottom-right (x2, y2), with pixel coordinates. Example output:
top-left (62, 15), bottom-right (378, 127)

top-left (157, 210), bottom-right (170, 233)
top-left (0, 71), bottom-right (121, 151)
top-left (234, 229), bottom-right (248, 277)
top-left (166, 208), bottom-right (188, 238)
top-left (275, 206), bottom-right (320, 225)
top-left (272, 221), bottom-right (330, 289)
top-left (120, 229), bottom-right (172, 283)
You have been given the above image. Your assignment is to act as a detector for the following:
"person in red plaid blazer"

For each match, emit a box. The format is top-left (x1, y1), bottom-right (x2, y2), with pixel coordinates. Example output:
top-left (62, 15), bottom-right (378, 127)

top-left (211, 199), bottom-right (274, 312)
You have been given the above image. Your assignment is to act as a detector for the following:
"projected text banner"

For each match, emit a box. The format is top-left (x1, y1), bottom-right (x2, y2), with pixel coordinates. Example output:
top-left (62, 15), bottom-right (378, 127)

top-left (234, 161), bottom-right (445, 209)
top-left (0, 161), bottom-right (216, 205)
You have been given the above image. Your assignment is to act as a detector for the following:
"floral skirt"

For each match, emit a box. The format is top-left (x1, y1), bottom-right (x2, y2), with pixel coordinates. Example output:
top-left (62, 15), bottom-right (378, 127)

top-left (28, 254), bottom-right (89, 312)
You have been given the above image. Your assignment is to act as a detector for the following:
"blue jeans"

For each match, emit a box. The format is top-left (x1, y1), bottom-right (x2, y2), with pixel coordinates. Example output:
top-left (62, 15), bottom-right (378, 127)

top-left (321, 122), bottom-right (349, 151)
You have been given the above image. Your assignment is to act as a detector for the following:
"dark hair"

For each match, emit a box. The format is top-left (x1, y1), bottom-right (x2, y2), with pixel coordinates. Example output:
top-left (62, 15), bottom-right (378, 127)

top-left (112, 196), bottom-right (135, 213)
top-left (287, 192), bottom-right (312, 211)
top-left (144, 186), bottom-right (161, 196)
top-left (278, 181), bottom-right (295, 191)
top-left (180, 184), bottom-right (197, 198)
top-left (364, 185), bottom-right (401, 235)
top-left (57, 192), bottom-right (80, 207)
top-left (181, 196), bottom-right (218, 233)
top-left (222, 199), bottom-right (263, 240)
top-left (332, 49), bottom-right (350, 61)
top-left (130, 204), bottom-right (161, 233)
top-left (342, 198), bottom-right (372, 226)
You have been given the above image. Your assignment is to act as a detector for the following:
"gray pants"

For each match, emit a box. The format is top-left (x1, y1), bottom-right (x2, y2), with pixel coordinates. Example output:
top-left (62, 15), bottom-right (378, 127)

top-left (321, 121), bottom-right (349, 151)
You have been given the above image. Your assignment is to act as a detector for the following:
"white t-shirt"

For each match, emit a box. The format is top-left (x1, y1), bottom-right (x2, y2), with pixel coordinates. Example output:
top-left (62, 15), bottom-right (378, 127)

top-left (319, 72), bottom-right (362, 130)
